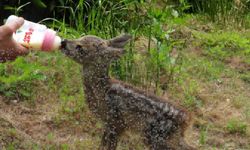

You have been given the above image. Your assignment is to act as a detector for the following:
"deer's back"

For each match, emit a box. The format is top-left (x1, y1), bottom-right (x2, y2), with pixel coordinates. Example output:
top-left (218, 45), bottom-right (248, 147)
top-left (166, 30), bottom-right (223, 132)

top-left (106, 79), bottom-right (190, 132)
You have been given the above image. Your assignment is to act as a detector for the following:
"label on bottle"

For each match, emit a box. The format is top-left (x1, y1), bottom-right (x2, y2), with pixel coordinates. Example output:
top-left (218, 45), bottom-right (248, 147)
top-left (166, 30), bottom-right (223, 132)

top-left (13, 27), bottom-right (45, 50)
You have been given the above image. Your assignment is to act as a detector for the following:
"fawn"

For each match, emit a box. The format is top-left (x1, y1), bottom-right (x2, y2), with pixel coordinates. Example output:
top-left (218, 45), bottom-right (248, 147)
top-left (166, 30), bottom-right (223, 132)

top-left (61, 34), bottom-right (195, 150)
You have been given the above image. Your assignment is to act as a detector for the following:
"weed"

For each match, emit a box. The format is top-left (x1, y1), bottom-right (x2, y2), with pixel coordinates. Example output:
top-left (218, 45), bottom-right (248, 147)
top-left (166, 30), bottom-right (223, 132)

top-left (199, 126), bottom-right (208, 145)
top-left (47, 132), bottom-right (54, 141)
top-left (7, 128), bottom-right (17, 137)
top-left (245, 108), bottom-right (250, 120)
top-left (32, 144), bottom-right (40, 150)
top-left (6, 144), bottom-right (15, 150)
top-left (232, 94), bottom-right (249, 109)
top-left (226, 119), bottom-right (247, 135)
top-left (183, 79), bottom-right (201, 108)
top-left (61, 144), bottom-right (69, 150)
top-left (240, 73), bottom-right (250, 84)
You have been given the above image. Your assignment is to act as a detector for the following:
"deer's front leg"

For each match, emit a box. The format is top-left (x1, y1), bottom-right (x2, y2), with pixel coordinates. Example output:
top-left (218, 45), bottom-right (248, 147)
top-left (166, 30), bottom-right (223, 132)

top-left (99, 124), bottom-right (120, 150)
top-left (99, 94), bottom-right (125, 150)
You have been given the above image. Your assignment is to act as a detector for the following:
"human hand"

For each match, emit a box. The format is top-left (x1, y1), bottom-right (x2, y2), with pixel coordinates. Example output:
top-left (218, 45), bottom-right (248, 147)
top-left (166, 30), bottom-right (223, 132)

top-left (0, 17), bottom-right (28, 62)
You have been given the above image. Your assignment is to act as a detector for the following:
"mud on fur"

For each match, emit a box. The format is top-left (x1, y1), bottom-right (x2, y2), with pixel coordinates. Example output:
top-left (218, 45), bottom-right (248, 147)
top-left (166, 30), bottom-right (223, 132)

top-left (61, 34), bottom-right (196, 150)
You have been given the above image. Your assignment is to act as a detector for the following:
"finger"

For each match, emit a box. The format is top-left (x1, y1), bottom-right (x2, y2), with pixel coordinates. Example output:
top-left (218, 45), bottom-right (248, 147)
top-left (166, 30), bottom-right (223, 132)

top-left (6, 17), bottom-right (24, 32)
top-left (0, 17), bottom-right (24, 37)
top-left (14, 44), bottom-right (29, 55)
top-left (0, 25), bottom-right (13, 37)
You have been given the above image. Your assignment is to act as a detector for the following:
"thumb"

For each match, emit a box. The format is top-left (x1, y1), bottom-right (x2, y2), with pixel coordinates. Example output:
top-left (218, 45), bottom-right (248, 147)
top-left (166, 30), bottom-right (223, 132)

top-left (5, 17), bottom-right (24, 33)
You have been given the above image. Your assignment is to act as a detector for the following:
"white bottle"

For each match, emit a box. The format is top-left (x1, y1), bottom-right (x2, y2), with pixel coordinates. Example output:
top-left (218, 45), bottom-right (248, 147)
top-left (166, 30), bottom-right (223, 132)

top-left (6, 15), bottom-right (61, 51)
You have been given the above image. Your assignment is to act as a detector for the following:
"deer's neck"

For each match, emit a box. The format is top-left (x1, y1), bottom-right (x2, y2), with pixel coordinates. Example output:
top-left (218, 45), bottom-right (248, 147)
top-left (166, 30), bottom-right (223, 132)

top-left (82, 63), bottom-right (110, 89)
top-left (82, 63), bottom-right (110, 118)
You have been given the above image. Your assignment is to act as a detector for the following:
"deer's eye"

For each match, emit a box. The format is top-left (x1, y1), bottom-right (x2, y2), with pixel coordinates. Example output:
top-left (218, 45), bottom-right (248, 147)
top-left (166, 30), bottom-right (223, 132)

top-left (76, 45), bottom-right (82, 51)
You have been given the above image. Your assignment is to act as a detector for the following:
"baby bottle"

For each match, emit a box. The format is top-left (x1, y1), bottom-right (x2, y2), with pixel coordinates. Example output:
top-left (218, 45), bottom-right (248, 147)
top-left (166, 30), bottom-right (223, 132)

top-left (5, 15), bottom-right (61, 51)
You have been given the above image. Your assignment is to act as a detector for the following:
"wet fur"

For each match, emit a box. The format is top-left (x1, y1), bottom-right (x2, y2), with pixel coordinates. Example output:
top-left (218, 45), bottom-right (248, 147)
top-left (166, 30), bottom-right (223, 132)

top-left (61, 35), bottom-right (195, 150)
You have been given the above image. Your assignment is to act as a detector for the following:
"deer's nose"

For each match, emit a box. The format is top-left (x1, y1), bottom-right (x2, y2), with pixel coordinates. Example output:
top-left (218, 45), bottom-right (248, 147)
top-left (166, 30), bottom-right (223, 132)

top-left (61, 39), bottom-right (67, 49)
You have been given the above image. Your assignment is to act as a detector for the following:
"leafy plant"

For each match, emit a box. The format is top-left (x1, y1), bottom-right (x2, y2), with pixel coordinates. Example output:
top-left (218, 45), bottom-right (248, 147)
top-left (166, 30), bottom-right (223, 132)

top-left (146, 5), bottom-right (183, 93)
top-left (0, 57), bottom-right (46, 100)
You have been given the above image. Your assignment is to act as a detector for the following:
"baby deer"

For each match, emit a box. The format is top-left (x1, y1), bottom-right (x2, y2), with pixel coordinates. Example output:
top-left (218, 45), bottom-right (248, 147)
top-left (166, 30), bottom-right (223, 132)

top-left (61, 34), bottom-right (195, 150)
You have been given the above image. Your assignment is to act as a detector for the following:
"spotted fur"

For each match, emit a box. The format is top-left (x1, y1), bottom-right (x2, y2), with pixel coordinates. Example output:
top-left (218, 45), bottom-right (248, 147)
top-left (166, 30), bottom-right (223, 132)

top-left (61, 34), bottom-right (195, 150)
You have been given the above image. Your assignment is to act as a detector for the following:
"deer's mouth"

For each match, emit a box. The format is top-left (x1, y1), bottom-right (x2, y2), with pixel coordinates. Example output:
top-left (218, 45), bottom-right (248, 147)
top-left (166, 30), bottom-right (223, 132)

top-left (60, 40), bottom-right (71, 56)
top-left (60, 39), bottom-right (67, 49)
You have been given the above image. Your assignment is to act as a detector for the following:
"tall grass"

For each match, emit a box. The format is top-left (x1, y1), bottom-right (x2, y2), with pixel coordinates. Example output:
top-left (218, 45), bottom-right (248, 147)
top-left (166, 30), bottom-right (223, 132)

top-left (43, 0), bottom-right (183, 94)
top-left (53, 0), bottom-right (146, 37)
top-left (188, 0), bottom-right (250, 26)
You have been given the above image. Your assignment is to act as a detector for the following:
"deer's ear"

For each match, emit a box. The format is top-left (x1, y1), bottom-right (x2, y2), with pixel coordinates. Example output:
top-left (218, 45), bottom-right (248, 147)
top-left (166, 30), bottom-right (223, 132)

top-left (108, 34), bottom-right (132, 48)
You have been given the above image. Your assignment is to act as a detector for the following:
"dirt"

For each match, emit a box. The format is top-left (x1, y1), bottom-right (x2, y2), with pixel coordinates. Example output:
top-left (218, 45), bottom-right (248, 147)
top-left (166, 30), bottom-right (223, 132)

top-left (225, 56), bottom-right (250, 72)
top-left (0, 96), bottom-right (92, 149)
top-left (192, 76), bottom-right (250, 149)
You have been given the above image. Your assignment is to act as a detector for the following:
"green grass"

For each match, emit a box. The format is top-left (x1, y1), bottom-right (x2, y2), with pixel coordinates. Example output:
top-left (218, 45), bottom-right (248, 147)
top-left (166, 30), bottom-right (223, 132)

top-left (192, 30), bottom-right (250, 62)
top-left (0, 57), bottom-right (46, 101)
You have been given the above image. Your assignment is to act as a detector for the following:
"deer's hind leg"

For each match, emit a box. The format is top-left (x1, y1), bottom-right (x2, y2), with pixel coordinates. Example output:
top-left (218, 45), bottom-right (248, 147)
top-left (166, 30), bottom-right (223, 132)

top-left (144, 117), bottom-right (176, 150)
